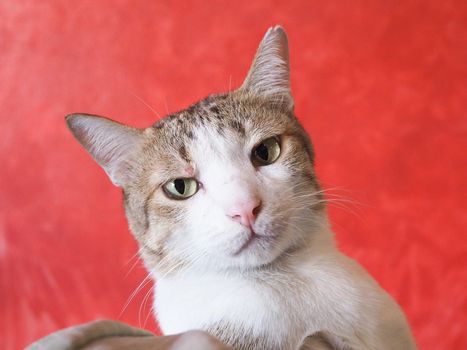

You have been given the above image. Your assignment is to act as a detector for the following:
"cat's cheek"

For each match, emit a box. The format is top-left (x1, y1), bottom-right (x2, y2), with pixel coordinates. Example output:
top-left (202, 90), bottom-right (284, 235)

top-left (258, 166), bottom-right (290, 185)
top-left (182, 195), bottom-right (239, 258)
top-left (203, 225), bottom-right (248, 257)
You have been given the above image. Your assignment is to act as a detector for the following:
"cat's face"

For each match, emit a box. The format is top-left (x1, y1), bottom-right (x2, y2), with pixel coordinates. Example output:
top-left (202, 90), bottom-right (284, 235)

top-left (67, 26), bottom-right (325, 275)
top-left (124, 93), bottom-right (322, 273)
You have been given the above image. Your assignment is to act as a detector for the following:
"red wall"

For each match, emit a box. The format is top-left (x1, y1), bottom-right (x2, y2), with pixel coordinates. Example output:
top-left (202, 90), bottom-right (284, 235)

top-left (1, 1), bottom-right (466, 349)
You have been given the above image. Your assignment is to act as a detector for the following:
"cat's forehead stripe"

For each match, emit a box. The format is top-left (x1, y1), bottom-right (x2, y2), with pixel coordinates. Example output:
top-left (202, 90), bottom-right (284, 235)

top-left (152, 94), bottom-right (250, 141)
top-left (209, 105), bottom-right (220, 115)
top-left (179, 144), bottom-right (190, 162)
top-left (228, 120), bottom-right (246, 136)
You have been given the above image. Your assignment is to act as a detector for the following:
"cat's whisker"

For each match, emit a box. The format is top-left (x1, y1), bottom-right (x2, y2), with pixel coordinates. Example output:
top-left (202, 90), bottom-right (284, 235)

top-left (318, 187), bottom-right (365, 206)
top-left (123, 241), bottom-right (159, 278)
top-left (322, 194), bottom-right (364, 207)
top-left (290, 191), bottom-right (357, 204)
top-left (123, 256), bottom-right (143, 279)
top-left (144, 304), bottom-right (155, 329)
top-left (118, 270), bottom-right (154, 320)
top-left (129, 91), bottom-right (161, 118)
top-left (160, 259), bottom-right (186, 279)
top-left (289, 185), bottom-right (364, 206)
top-left (163, 96), bottom-right (170, 114)
top-left (282, 189), bottom-right (365, 219)
top-left (124, 249), bottom-right (141, 267)
top-left (323, 200), bottom-right (363, 219)
top-left (138, 284), bottom-right (154, 328)
top-left (157, 244), bottom-right (201, 279)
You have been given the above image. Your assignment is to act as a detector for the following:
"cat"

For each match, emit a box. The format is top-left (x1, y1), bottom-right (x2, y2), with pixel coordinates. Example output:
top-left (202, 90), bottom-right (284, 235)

top-left (66, 26), bottom-right (416, 349)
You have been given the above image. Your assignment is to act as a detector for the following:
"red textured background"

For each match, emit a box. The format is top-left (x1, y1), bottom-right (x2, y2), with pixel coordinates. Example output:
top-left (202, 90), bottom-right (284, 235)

top-left (1, 1), bottom-right (466, 349)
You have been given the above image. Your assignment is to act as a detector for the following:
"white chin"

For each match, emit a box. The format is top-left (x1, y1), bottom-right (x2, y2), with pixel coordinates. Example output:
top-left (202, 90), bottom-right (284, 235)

top-left (233, 235), bottom-right (290, 268)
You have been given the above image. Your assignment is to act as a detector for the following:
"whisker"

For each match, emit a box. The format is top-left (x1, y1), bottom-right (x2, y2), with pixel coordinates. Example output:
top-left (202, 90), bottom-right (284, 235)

top-left (129, 91), bottom-right (161, 118)
top-left (164, 96), bottom-right (170, 114)
top-left (139, 285), bottom-right (154, 328)
top-left (123, 252), bottom-right (144, 279)
top-left (144, 304), bottom-right (155, 329)
top-left (118, 270), bottom-right (153, 320)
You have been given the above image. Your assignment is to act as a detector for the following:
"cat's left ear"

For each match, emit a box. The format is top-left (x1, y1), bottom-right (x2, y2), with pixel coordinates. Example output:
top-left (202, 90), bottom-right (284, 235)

top-left (240, 26), bottom-right (293, 110)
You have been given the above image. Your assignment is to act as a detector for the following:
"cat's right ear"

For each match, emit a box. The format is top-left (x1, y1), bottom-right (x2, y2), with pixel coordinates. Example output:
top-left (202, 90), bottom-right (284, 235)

top-left (240, 26), bottom-right (293, 110)
top-left (66, 114), bottom-right (144, 187)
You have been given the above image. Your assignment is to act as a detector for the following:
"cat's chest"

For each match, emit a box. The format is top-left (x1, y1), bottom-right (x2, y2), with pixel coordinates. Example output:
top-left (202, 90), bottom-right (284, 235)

top-left (154, 271), bottom-right (316, 348)
top-left (153, 256), bottom-right (368, 349)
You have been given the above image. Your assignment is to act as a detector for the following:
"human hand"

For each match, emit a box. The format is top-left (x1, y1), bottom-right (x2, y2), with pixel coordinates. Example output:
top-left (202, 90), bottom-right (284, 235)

top-left (84, 330), bottom-right (233, 350)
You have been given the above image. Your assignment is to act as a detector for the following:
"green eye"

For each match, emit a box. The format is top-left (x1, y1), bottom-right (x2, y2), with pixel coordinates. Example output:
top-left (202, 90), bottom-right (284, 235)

top-left (252, 136), bottom-right (281, 166)
top-left (163, 178), bottom-right (198, 199)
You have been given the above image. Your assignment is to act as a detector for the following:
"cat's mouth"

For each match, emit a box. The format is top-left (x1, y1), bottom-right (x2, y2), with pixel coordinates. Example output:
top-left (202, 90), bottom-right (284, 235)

top-left (233, 230), bottom-right (278, 256)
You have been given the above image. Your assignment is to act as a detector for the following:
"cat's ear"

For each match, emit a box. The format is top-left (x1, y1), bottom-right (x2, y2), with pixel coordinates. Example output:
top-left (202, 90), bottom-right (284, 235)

top-left (66, 114), bottom-right (144, 187)
top-left (240, 26), bottom-right (293, 109)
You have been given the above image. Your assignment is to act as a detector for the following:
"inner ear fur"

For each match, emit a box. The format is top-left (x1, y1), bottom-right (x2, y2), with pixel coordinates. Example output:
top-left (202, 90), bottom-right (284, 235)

top-left (66, 113), bottom-right (144, 187)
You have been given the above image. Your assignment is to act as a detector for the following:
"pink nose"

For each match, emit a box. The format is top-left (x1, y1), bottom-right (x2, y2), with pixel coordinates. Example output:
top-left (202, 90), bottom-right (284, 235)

top-left (228, 199), bottom-right (262, 228)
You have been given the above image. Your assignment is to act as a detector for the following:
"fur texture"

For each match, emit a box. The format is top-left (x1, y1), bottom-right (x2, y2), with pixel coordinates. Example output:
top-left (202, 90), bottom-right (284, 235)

top-left (66, 26), bottom-right (416, 349)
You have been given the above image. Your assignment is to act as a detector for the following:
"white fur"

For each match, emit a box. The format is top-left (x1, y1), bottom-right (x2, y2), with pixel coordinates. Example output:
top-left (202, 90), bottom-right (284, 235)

top-left (155, 242), bottom-right (415, 349)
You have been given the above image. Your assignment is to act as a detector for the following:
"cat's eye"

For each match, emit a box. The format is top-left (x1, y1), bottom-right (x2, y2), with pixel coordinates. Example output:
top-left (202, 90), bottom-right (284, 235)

top-left (163, 178), bottom-right (198, 199)
top-left (251, 136), bottom-right (281, 166)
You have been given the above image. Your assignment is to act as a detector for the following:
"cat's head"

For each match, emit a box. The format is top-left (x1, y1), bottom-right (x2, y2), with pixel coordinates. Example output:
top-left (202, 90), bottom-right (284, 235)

top-left (67, 27), bottom-right (326, 275)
